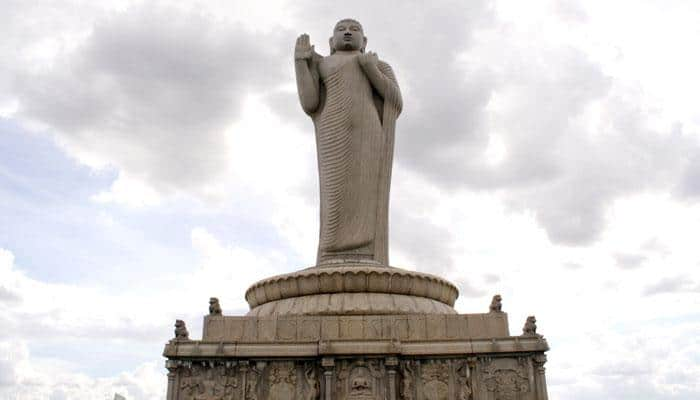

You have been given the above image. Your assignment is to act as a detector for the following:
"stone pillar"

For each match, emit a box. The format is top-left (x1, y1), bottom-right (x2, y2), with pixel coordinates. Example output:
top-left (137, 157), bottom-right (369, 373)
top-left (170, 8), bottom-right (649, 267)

top-left (322, 357), bottom-right (335, 400)
top-left (240, 361), bottom-right (249, 400)
top-left (165, 360), bottom-right (178, 400)
top-left (467, 357), bottom-right (479, 400)
top-left (386, 357), bottom-right (398, 400)
top-left (533, 354), bottom-right (549, 400)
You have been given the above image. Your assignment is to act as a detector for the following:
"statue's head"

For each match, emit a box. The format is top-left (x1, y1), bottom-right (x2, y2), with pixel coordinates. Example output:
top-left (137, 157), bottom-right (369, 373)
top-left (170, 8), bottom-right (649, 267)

top-left (330, 18), bottom-right (366, 54)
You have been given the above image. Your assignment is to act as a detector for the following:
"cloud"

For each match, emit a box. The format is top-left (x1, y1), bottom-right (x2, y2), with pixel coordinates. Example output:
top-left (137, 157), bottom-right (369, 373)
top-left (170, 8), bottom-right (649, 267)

top-left (391, 211), bottom-right (455, 275)
top-left (643, 275), bottom-right (699, 296)
top-left (0, 339), bottom-right (164, 400)
top-left (592, 360), bottom-right (652, 377)
top-left (92, 171), bottom-right (162, 207)
top-left (677, 152), bottom-right (700, 199)
top-left (614, 253), bottom-right (647, 269)
top-left (5, 0), bottom-right (699, 248)
top-left (562, 262), bottom-right (583, 270)
top-left (0, 340), bottom-right (26, 387)
top-left (0, 286), bottom-right (21, 305)
top-left (0, 231), bottom-right (288, 398)
top-left (0, 223), bottom-right (287, 344)
top-left (11, 3), bottom-right (291, 201)
top-left (290, 0), bottom-right (700, 247)
top-left (552, 0), bottom-right (589, 23)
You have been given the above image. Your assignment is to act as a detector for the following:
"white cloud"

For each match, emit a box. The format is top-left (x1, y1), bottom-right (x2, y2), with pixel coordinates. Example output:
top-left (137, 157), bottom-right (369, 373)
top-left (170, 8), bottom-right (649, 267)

top-left (0, 340), bottom-right (164, 400)
top-left (92, 172), bottom-right (162, 207)
top-left (0, 231), bottom-right (290, 398)
top-left (9, 2), bottom-right (293, 201)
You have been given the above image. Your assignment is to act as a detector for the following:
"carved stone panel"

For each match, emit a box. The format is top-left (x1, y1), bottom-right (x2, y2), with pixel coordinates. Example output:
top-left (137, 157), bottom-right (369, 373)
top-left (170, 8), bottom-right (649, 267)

top-left (455, 362), bottom-right (473, 400)
top-left (268, 361), bottom-right (298, 400)
top-left (419, 361), bottom-right (449, 400)
top-left (400, 360), bottom-right (416, 400)
top-left (304, 362), bottom-right (321, 400)
top-left (479, 358), bottom-right (531, 400)
top-left (167, 355), bottom-right (546, 400)
top-left (336, 359), bottom-right (386, 400)
top-left (177, 362), bottom-right (241, 400)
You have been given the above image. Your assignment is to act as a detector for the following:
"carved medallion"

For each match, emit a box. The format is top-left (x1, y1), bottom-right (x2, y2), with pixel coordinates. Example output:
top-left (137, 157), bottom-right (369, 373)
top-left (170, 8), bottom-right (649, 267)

top-left (420, 362), bottom-right (449, 400)
top-left (481, 363), bottom-right (529, 400)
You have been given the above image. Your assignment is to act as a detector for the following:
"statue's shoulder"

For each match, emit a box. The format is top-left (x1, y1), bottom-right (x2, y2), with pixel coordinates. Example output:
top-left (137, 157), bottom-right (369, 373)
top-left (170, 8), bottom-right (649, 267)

top-left (377, 59), bottom-right (393, 69)
top-left (377, 59), bottom-right (397, 79)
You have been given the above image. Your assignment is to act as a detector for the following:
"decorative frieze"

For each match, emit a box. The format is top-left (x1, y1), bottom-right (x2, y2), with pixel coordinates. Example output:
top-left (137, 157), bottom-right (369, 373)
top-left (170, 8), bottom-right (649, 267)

top-left (166, 354), bottom-right (546, 400)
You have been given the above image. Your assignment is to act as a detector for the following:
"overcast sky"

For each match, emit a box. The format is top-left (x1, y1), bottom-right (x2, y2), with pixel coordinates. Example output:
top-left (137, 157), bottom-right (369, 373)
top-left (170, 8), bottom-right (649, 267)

top-left (1, 0), bottom-right (700, 399)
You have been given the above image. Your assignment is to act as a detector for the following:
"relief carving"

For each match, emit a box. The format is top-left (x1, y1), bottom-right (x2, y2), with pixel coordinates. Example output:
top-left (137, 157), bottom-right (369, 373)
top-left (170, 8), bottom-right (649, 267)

top-left (269, 362), bottom-right (298, 400)
top-left (304, 363), bottom-right (320, 400)
top-left (336, 359), bottom-right (385, 400)
top-left (400, 360), bottom-right (415, 400)
top-left (350, 365), bottom-right (373, 399)
top-left (480, 359), bottom-right (529, 400)
top-left (246, 364), bottom-right (262, 400)
top-left (420, 361), bottom-right (449, 400)
top-left (179, 363), bottom-right (239, 400)
top-left (456, 362), bottom-right (472, 400)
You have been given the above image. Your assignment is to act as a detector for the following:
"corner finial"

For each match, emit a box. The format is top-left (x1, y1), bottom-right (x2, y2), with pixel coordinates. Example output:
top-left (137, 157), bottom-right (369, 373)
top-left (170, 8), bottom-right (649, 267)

top-left (521, 315), bottom-right (542, 337)
top-left (209, 297), bottom-right (222, 316)
top-left (489, 294), bottom-right (503, 313)
top-left (173, 319), bottom-right (190, 341)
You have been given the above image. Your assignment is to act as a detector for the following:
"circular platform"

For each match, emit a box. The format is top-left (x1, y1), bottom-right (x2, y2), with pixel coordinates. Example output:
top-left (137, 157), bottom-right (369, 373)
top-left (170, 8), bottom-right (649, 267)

top-left (245, 263), bottom-right (459, 316)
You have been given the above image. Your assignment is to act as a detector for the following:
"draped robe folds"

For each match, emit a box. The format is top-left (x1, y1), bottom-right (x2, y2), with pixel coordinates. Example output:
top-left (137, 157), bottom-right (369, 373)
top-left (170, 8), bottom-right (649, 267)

top-left (308, 55), bottom-right (402, 265)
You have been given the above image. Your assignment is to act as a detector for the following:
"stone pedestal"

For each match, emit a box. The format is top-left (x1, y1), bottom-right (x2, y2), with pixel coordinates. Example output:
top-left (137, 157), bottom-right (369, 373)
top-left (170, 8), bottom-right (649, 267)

top-left (163, 263), bottom-right (550, 400)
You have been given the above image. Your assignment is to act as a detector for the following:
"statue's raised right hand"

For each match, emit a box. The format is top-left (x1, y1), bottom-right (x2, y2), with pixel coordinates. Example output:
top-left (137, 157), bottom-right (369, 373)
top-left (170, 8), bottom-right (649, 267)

top-left (295, 34), bottom-right (314, 61)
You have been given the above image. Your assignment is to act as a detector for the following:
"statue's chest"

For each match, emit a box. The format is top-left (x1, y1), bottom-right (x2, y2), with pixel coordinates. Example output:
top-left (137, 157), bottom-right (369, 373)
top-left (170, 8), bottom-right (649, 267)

top-left (319, 56), bottom-right (359, 80)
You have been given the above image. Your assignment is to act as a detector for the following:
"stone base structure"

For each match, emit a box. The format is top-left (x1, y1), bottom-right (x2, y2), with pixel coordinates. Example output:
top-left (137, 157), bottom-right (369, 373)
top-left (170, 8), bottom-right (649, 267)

top-left (163, 264), bottom-right (550, 400)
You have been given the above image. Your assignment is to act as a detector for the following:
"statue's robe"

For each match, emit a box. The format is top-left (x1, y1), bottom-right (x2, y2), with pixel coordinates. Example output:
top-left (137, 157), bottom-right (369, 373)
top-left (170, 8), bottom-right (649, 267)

top-left (311, 55), bottom-right (402, 265)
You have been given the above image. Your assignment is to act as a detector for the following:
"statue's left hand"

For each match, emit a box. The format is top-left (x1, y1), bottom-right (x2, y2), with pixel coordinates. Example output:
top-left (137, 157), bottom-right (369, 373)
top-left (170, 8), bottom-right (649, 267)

top-left (358, 51), bottom-right (379, 68)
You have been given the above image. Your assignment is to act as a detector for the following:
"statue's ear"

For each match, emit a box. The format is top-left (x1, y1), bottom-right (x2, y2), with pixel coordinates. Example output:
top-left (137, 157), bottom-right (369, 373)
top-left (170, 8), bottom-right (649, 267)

top-left (361, 36), bottom-right (367, 53)
top-left (329, 37), bottom-right (335, 54)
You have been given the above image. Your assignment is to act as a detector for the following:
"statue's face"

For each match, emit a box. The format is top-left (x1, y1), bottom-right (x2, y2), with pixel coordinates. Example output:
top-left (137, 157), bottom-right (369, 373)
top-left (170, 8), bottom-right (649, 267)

top-left (332, 20), bottom-right (365, 52)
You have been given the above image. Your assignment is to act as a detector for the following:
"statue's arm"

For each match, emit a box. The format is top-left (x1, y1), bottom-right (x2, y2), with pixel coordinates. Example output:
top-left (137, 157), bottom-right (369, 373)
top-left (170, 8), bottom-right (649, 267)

top-left (295, 35), bottom-right (321, 115)
top-left (359, 55), bottom-right (403, 114)
top-left (295, 58), bottom-right (321, 115)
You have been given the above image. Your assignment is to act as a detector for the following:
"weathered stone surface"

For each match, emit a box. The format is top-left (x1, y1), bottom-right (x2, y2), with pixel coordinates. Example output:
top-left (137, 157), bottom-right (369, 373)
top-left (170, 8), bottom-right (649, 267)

top-left (165, 353), bottom-right (549, 400)
top-left (202, 314), bottom-right (509, 343)
top-left (244, 264), bottom-right (459, 316)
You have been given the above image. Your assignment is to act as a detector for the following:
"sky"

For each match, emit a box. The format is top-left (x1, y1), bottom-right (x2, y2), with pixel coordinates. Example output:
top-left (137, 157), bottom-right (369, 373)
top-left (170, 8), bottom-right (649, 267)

top-left (1, 0), bottom-right (700, 399)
